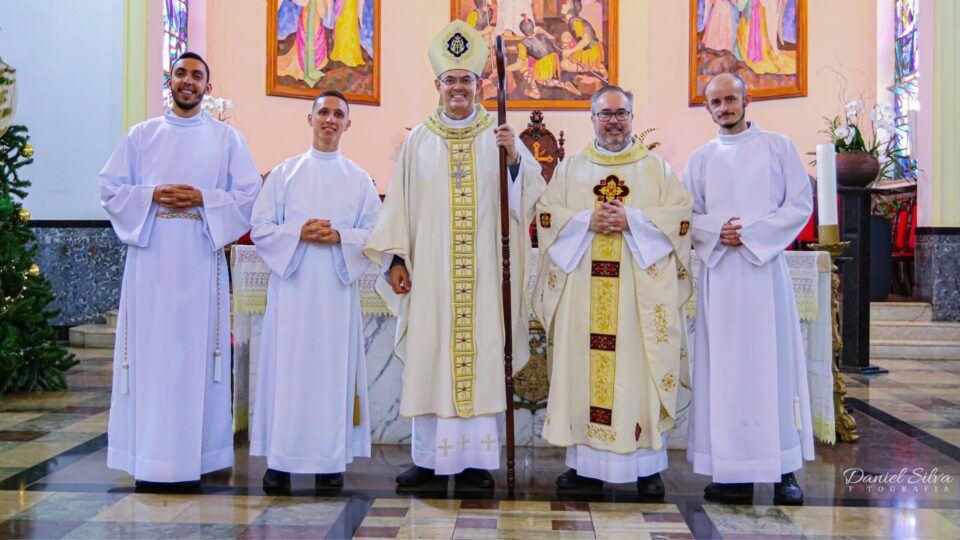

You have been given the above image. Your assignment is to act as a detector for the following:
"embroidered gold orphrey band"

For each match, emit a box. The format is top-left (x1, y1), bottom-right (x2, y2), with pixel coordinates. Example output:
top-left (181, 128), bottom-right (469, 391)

top-left (588, 175), bottom-right (630, 432)
top-left (425, 106), bottom-right (494, 417)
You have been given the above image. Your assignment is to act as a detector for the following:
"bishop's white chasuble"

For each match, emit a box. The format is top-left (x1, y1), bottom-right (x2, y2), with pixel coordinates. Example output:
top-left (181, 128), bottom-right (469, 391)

top-left (365, 105), bottom-right (545, 473)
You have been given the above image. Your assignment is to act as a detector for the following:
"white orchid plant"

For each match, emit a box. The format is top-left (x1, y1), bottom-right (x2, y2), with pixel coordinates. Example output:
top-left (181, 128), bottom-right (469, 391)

top-left (822, 98), bottom-right (914, 182)
top-left (162, 88), bottom-right (235, 123)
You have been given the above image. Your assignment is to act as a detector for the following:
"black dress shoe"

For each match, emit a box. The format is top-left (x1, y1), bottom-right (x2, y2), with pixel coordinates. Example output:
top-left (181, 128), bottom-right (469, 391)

top-left (555, 468), bottom-right (603, 490)
top-left (134, 479), bottom-right (200, 493)
top-left (636, 473), bottom-right (665, 499)
top-left (774, 473), bottom-right (804, 505)
top-left (703, 482), bottom-right (754, 502)
top-left (396, 465), bottom-right (441, 487)
top-left (262, 468), bottom-right (291, 491)
top-left (316, 472), bottom-right (344, 489)
top-left (455, 468), bottom-right (495, 489)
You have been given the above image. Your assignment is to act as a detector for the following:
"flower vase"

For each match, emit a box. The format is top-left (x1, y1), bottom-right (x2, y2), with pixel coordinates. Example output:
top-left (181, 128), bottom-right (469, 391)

top-left (836, 152), bottom-right (880, 188)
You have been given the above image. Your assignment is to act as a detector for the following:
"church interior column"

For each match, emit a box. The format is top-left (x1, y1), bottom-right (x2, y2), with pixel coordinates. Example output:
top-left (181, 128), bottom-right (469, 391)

top-left (914, 0), bottom-right (960, 322)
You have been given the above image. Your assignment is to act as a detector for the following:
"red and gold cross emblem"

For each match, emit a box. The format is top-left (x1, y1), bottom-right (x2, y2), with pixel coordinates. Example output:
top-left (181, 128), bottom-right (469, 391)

top-left (593, 175), bottom-right (630, 203)
top-left (539, 212), bottom-right (552, 229)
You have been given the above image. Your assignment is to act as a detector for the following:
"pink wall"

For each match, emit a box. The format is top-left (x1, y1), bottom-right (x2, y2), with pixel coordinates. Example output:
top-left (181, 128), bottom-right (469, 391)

top-left (146, 0), bottom-right (165, 119)
top-left (206, 0), bottom-right (877, 191)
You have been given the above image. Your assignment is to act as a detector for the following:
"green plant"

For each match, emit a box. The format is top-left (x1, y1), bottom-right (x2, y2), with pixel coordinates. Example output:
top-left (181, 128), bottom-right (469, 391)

top-left (0, 125), bottom-right (77, 395)
top-left (636, 127), bottom-right (660, 151)
top-left (871, 194), bottom-right (902, 220)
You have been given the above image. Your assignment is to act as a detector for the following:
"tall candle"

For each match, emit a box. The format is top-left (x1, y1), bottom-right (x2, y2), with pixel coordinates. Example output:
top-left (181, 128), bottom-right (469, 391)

top-left (816, 143), bottom-right (838, 227)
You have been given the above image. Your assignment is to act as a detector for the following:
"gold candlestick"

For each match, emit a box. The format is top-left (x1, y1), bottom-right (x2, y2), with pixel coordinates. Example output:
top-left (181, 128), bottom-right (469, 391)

top-left (810, 226), bottom-right (859, 443)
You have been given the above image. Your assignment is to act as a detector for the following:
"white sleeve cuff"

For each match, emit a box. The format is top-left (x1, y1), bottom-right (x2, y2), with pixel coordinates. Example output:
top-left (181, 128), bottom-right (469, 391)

top-left (547, 210), bottom-right (595, 273)
top-left (622, 207), bottom-right (675, 270)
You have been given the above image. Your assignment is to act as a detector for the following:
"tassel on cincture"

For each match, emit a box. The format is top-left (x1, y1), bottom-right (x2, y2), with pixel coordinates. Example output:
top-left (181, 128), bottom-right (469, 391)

top-left (353, 394), bottom-right (361, 426)
top-left (121, 362), bottom-right (130, 395)
top-left (352, 377), bottom-right (361, 426)
top-left (794, 395), bottom-right (803, 431)
top-left (214, 350), bottom-right (223, 383)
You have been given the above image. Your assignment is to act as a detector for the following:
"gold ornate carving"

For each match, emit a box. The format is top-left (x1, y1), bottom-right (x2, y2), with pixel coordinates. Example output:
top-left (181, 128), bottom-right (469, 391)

top-left (811, 240), bottom-right (859, 443)
top-left (515, 322), bottom-right (550, 404)
top-left (830, 259), bottom-right (859, 442)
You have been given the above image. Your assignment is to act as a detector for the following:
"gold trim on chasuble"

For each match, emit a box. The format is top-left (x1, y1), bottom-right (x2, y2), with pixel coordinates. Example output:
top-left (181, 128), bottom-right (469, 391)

top-left (588, 175), bottom-right (630, 439)
top-left (425, 107), bottom-right (494, 418)
top-left (581, 139), bottom-right (649, 167)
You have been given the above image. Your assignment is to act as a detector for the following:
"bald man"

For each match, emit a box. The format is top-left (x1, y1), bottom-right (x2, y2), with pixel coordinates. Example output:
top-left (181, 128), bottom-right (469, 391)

top-left (683, 73), bottom-right (814, 505)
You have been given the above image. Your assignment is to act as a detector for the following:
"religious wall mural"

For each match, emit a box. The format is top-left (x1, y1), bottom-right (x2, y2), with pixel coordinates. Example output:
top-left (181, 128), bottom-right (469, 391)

top-left (267, 0), bottom-right (380, 105)
top-left (451, 0), bottom-right (619, 110)
top-left (689, 0), bottom-right (806, 105)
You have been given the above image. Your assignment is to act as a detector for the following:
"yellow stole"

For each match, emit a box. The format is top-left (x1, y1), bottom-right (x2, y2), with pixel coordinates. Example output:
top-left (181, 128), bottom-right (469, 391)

top-left (582, 141), bottom-right (648, 436)
top-left (424, 105), bottom-right (494, 418)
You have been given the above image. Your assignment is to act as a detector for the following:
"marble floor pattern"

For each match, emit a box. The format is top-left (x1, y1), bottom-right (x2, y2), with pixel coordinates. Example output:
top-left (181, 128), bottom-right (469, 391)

top-left (0, 349), bottom-right (957, 538)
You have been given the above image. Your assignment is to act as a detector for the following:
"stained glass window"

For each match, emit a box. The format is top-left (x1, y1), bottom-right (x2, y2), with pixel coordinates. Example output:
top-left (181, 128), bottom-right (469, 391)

top-left (891, 0), bottom-right (919, 179)
top-left (162, 0), bottom-right (189, 90)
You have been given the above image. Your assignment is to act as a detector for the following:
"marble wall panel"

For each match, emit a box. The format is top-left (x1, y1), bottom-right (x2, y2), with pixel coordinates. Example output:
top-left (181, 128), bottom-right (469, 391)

top-left (30, 227), bottom-right (123, 327)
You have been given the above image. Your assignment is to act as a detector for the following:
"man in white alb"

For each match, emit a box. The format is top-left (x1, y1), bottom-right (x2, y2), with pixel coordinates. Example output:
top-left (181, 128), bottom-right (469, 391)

top-left (99, 52), bottom-right (261, 490)
top-left (684, 73), bottom-right (813, 505)
top-left (250, 90), bottom-right (380, 492)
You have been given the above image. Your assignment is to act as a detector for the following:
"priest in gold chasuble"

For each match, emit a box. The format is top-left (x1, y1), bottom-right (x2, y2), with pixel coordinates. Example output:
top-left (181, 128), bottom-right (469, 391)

top-left (364, 20), bottom-right (546, 489)
top-left (533, 87), bottom-right (693, 497)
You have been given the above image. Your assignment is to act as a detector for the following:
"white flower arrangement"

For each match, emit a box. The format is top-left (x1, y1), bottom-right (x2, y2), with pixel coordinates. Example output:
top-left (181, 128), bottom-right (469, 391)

top-left (822, 98), bottom-right (913, 182)
top-left (825, 100), bottom-right (895, 153)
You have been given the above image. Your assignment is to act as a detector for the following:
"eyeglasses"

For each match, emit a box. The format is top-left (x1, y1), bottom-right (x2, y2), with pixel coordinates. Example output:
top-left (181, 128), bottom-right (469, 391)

top-left (440, 75), bottom-right (477, 87)
top-left (594, 110), bottom-right (632, 121)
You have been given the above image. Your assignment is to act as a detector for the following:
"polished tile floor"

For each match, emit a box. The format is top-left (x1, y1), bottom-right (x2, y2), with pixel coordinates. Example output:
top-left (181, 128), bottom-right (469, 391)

top-left (0, 350), bottom-right (957, 538)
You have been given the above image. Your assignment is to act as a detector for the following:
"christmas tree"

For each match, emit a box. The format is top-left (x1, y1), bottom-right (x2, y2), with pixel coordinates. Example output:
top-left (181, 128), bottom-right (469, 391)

top-left (0, 125), bottom-right (77, 395)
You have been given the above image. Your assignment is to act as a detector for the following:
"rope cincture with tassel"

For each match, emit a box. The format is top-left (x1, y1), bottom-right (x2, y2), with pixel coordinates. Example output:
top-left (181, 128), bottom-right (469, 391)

top-left (214, 250), bottom-right (223, 383)
top-left (353, 383), bottom-right (361, 426)
top-left (121, 291), bottom-right (130, 395)
top-left (794, 395), bottom-right (803, 431)
top-left (121, 216), bottom-right (223, 394)
top-left (794, 344), bottom-right (803, 431)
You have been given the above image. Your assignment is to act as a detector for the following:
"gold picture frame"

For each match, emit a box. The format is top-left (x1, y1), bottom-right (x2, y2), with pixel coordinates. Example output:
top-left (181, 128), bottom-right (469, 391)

top-left (451, 0), bottom-right (619, 110)
top-left (689, 0), bottom-right (807, 105)
top-left (266, 0), bottom-right (381, 105)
